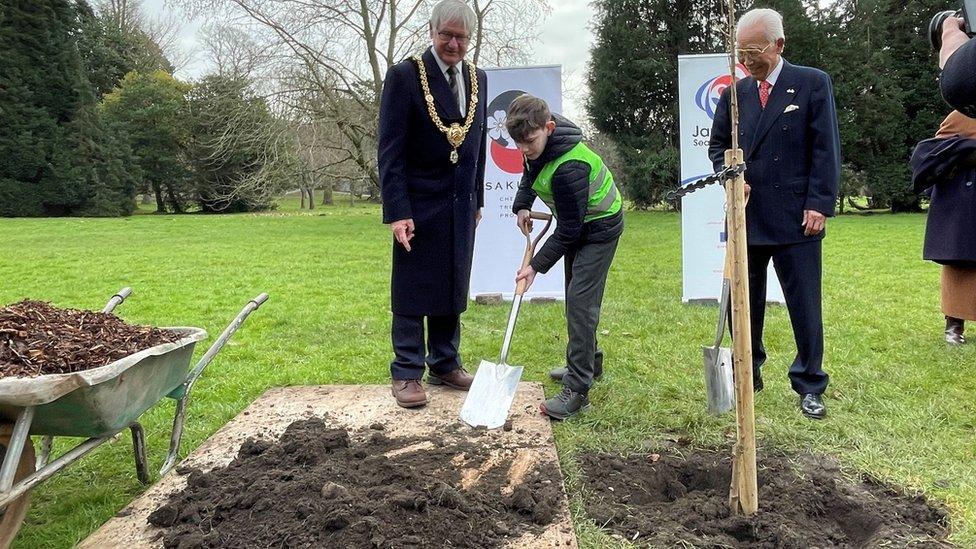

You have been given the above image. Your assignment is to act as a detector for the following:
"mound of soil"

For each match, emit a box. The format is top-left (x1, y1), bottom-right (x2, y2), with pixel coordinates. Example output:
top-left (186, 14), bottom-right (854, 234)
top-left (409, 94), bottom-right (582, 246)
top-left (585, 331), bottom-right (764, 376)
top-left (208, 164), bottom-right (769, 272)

top-left (0, 300), bottom-right (181, 379)
top-left (580, 450), bottom-right (951, 548)
top-left (148, 418), bottom-right (563, 548)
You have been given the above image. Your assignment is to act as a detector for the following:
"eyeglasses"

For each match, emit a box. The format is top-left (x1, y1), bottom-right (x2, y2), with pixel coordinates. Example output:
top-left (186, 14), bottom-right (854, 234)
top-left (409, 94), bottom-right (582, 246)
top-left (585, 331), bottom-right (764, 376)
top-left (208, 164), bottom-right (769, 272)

top-left (736, 43), bottom-right (773, 59)
top-left (437, 31), bottom-right (470, 45)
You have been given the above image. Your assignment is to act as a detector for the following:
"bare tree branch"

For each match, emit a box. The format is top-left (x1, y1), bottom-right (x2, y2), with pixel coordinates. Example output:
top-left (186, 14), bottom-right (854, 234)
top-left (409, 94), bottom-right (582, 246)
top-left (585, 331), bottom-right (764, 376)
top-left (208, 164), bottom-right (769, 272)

top-left (171, 0), bottom-right (549, 196)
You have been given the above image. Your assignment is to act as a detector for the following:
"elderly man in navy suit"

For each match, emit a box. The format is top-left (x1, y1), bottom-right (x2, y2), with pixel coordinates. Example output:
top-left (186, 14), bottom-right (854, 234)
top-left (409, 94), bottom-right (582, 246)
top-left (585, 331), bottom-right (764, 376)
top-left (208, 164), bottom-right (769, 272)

top-left (378, 0), bottom-right (488, 408)
top-left (709, 8), bottom-right (841, 419)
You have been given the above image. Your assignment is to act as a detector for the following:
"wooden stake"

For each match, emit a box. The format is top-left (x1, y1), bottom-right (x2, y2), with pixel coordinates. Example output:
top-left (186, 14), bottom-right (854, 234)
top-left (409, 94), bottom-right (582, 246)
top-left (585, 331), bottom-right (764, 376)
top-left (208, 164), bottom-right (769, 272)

top-left (725, 148), bottom-right (758, 516)
top-left (722, 0), bottom-right (758, 517)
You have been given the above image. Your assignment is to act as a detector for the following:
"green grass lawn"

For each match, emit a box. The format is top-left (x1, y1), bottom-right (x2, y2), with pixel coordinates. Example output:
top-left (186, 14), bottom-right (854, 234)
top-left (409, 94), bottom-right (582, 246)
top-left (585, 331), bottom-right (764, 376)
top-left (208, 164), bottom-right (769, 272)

top-left (1, 205), bottom-right (973, 547)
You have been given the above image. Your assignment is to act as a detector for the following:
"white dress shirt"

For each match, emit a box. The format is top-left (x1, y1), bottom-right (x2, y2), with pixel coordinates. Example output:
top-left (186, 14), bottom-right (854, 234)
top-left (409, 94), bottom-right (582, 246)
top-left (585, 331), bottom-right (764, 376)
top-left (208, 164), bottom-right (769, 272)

top-left (430, 47), bottom-right (466, 113)
top-left (758, 56), bottom-right (785, 90)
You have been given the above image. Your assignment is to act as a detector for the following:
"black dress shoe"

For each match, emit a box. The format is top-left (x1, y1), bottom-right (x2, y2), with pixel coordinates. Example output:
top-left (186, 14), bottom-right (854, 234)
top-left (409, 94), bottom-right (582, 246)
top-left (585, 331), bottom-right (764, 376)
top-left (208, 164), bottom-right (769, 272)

top-left (753, 376), bottom-right (764, 393)
top-left (800, 393), bottom-right (826, 419)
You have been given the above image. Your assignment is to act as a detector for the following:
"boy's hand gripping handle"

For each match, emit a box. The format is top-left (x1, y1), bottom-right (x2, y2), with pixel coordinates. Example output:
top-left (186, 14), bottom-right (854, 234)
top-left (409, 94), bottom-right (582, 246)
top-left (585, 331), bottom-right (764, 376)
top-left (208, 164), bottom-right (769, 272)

top-left (515, 212), bottom-right (553, 296)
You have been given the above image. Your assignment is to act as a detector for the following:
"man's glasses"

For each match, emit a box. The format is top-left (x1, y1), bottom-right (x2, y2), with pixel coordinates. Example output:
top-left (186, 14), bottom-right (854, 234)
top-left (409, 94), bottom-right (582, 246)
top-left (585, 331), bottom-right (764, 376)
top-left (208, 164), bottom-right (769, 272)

top-left (437, 31), bottom-right (470, 45)
top-left (736, 43), bottom-right (773, 59)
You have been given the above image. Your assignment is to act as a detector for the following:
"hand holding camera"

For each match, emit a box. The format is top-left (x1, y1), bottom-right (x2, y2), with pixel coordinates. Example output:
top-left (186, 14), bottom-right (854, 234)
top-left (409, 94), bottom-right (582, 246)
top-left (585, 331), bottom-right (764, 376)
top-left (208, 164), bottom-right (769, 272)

top-left (931, 0), bottom-right (976, 118)
top-left (930, 1), bottom-right (974, 65)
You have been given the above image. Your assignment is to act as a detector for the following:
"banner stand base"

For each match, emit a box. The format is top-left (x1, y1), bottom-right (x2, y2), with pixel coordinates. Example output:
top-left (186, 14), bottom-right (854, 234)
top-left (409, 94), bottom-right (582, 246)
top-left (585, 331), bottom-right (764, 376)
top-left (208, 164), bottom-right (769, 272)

top-left (474, 294), bottom-right (504, 305)
top-left (683, 299), bottom-right (786, 307)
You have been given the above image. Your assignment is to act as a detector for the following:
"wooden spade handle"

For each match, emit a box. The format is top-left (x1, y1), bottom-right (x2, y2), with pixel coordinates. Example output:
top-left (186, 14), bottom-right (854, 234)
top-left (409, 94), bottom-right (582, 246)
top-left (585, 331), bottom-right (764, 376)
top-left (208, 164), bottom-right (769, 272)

top-left (515, 211), bottom-right (554, 296)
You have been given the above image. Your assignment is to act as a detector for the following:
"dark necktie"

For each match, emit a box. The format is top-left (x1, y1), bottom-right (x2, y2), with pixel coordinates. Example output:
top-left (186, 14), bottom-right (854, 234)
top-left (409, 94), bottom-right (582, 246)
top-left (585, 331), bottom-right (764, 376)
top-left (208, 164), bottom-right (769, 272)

top-left (759, 80), bottom-right (771, 109)
top-left (447, 65), bottom-right (461, 112)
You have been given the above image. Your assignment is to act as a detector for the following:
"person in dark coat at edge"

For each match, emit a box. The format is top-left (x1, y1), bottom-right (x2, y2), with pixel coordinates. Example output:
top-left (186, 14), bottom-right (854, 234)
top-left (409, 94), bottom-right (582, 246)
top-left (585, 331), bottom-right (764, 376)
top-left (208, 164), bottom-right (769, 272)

top-left (377, 0), bottom-right (488, 408)
top-left (910, 110), bottom-right (976, 345)
top-left (505, 94), bottom-right (624, 420)
top-left (708, 8), bottom-right (841, 420)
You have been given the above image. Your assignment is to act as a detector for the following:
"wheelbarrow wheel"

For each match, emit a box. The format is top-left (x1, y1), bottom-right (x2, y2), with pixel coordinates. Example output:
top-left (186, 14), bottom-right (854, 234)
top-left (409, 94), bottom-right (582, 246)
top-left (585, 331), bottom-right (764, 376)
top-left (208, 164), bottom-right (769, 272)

top-left (0, 425), bottom-right (35, 549)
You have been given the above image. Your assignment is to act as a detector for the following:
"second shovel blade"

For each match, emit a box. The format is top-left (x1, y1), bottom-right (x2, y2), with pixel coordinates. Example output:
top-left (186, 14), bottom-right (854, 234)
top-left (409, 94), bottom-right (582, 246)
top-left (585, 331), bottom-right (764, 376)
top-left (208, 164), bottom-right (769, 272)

top-left (703, 345), bottom-right (735, 415)
top-left (459, 359), bottom-right (525, 429)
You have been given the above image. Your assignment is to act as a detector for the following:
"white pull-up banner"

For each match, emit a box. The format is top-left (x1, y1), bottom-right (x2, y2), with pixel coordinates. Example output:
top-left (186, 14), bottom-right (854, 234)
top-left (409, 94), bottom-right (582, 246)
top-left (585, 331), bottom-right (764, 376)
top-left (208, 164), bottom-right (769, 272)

top-left (470, 65), bottom-right (565, 301)
top-left (677, 54), bottom-right (784, 304)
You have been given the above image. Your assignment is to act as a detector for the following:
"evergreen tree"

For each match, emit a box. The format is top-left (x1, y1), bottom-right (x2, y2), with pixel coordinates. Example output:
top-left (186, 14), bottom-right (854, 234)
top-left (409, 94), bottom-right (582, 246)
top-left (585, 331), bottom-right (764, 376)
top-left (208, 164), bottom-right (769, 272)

top-left (75, 0), bottom-right (173, 97)
top-left (877, 0), bottom-right (947, 211)
top-left (588, 0), bottom-right (726, 208)
top-left (0, 0), bottom-right (135, 216)
top-left (101, 70), bottom-right (192, 213)
top-left (818, 0), bottom-right (909, 211)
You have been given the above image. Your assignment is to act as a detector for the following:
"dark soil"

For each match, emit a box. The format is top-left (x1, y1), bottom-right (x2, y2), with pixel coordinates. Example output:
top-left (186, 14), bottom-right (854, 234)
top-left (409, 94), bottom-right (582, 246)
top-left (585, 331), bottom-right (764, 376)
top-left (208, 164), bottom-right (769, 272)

top-left (148, 418), bottom-right (563, 548)
top-left (0, 300), bottom-right (181, 379)
top-left (580, 449), bottom-right (952, 548)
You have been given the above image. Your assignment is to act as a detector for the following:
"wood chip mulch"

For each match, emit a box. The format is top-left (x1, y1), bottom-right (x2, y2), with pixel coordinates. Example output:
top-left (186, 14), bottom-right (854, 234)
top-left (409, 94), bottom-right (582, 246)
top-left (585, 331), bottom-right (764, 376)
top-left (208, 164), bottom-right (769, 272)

top-left (0, 300), bottom-right (181, 379)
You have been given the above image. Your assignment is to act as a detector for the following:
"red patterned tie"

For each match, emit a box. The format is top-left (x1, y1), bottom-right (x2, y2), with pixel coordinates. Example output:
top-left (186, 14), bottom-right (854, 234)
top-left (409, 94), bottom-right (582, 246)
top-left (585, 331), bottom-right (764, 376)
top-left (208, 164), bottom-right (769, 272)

top-left (759, 80), bottom-right (771, 109)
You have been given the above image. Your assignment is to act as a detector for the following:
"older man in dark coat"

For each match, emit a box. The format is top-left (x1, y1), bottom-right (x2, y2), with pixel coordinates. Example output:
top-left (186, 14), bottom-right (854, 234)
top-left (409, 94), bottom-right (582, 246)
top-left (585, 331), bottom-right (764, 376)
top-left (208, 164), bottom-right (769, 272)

top-left (709, 8), bottom-right (841, 420)
top-left (378, 0), bottom-right (487, 408)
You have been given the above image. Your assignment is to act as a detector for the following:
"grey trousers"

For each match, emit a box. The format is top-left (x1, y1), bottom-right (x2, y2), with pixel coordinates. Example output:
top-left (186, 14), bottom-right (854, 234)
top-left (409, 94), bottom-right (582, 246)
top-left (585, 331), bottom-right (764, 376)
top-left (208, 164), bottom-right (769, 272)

top-left (561, 235), bottom-right (620, 394)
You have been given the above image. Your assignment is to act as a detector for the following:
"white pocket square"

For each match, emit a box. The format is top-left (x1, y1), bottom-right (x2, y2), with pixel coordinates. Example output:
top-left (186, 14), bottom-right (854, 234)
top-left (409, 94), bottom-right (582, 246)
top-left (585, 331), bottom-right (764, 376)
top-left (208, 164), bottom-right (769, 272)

top-left (784, 104), bottom-right (799, 113)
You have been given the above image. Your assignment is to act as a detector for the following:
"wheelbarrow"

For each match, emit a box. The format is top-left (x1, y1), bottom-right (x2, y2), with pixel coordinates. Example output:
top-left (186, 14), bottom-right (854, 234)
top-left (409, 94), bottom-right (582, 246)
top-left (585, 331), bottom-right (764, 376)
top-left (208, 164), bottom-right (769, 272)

top-left (0, 288), bottom-right (268, 546)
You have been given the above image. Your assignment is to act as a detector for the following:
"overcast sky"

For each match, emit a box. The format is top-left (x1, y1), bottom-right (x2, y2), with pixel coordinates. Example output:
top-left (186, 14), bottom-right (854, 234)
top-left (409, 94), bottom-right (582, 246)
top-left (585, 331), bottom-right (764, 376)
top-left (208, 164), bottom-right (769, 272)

top-left (145, 0), bottom-right (595, 121)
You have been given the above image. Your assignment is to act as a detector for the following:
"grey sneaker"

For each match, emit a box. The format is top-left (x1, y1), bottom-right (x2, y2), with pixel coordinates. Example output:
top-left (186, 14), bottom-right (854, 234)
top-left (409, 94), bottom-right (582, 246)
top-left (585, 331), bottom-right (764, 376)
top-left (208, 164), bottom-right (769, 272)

top-left (540, 386), bottom-right (590, 420)
top-left (549, 351), bottom-right (604, 381)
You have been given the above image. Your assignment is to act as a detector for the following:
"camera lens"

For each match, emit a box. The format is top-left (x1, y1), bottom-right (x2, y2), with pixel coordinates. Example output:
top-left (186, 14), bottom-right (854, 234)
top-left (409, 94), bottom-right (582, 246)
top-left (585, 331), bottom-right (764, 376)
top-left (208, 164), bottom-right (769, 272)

top-left (929, 11), bottom-right (956, 50)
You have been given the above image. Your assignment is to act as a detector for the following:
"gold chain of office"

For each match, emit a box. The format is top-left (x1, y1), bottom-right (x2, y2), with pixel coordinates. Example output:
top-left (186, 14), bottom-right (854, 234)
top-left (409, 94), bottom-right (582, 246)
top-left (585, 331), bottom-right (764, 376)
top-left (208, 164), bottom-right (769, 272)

top-left (413, 55), bottom-right (479, 164)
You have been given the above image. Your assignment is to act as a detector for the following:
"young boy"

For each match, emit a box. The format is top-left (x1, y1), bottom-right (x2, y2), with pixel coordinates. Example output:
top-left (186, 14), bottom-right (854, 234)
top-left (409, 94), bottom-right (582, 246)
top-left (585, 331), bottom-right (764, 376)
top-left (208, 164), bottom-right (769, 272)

top-left (505, 94), bottom-right (624, 420)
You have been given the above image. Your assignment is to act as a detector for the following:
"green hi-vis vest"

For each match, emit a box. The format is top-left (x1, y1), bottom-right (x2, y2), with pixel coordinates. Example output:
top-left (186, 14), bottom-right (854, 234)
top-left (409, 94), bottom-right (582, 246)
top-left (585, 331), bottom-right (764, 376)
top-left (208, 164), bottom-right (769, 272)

top-left (531, 142), bottom-right (622, 223)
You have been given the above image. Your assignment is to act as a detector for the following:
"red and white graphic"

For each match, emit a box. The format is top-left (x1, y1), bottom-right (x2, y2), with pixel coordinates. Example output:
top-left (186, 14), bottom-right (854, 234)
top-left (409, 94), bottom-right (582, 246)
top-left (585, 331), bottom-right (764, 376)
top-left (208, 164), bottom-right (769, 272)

top-left (486, 89), bottom-right (528, 174)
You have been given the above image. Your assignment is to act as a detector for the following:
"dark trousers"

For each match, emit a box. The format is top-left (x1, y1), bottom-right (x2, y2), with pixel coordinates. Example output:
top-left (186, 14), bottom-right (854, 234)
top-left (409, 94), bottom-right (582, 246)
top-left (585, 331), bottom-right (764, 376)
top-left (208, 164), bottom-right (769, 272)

top-left (562, 236), bottom-right (620, 394)
top-left (747, 240), bottom-right (828, 395)
top-left (390, 314), bottom-right (461, 380)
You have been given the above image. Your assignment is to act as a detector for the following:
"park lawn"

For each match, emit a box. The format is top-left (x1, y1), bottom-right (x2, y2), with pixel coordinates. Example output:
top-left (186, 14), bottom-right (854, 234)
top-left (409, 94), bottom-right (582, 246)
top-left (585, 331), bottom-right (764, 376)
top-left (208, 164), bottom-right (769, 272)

top-left (1, 205), bottom-right (973, 548)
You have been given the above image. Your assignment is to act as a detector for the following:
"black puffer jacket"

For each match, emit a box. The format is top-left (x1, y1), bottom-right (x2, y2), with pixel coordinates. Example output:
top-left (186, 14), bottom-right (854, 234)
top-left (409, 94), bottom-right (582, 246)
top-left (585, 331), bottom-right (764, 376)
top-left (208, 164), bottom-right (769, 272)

top-left (511, 114), bottom-right (624, 274)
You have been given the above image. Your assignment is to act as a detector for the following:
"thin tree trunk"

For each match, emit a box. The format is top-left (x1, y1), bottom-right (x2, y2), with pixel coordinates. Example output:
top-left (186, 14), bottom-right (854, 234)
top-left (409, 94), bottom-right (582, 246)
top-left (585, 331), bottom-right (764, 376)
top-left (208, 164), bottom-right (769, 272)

top-left (165, 184), bottom-right (183, 213)
top-left (307, 187), bottom-right (314, 210)
top-left (153, 184), bottom-right (165, 213)
top-left (300, 187), bottom-right (306, 209)
top-left (321, 181), bottom-right (333, 205)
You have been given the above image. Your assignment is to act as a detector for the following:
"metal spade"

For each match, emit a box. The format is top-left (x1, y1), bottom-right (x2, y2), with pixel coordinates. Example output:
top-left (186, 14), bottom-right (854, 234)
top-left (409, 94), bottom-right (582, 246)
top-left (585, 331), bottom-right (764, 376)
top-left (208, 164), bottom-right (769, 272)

top-left (460, 212), bottom-right (553, 429)
top-left (703, 248), bottom-right (735, 415)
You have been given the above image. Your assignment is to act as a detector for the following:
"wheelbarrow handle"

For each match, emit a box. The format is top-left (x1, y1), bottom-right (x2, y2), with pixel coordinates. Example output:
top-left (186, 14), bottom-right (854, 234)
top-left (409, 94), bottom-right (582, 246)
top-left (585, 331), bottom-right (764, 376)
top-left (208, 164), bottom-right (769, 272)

top-left (251, 293), bottom-right (269, 308)
top-left (184, 293), bottom-right (268, 389)
top-left (160, 293), bottom-right (267, 477)
top-left (102, 287), bottom-right (132, 314)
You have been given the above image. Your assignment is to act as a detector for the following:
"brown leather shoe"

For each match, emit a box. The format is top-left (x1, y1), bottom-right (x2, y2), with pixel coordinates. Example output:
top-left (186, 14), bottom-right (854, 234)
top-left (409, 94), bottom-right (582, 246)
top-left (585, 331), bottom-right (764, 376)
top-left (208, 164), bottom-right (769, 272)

top-left (427, 367), bottom-right (473, 390)
top-left (392, 379), bottom-right (427, 408)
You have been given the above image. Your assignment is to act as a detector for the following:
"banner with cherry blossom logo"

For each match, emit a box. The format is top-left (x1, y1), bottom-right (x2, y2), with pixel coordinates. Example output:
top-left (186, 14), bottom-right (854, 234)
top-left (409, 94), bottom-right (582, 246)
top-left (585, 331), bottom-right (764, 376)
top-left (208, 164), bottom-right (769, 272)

top-left (678, 54), bottom-right (784, 304)
top-left (470, 65), bottom-right (565, 301)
